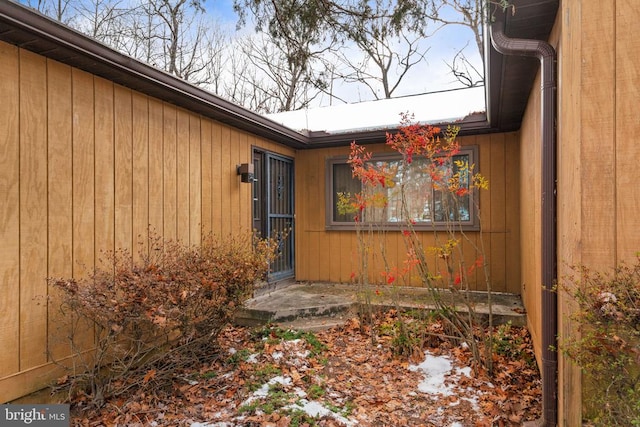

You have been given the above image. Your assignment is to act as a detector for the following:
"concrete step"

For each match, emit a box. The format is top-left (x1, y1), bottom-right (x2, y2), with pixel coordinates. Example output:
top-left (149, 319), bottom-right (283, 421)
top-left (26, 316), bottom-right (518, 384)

top-left (234, 282), bottom-right (527, 330)
top-left (234, 303), bottom-right (354, 327)
top-left (276, 315), bottom-right (352, 332)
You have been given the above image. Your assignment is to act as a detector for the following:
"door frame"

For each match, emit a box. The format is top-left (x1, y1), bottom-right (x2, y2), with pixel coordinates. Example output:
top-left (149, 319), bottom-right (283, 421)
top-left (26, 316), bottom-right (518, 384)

top-left (252, 147), bottom-right (295, 282)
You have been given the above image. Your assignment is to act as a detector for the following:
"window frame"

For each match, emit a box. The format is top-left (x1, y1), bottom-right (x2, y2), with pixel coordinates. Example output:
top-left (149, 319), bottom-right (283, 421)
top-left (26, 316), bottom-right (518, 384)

top-left (325, 145), bottom-right (480, 231)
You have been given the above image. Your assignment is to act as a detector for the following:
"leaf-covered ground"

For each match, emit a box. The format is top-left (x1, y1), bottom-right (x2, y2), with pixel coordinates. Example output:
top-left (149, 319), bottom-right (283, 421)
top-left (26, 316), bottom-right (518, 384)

top-left (70, 312), bottom-right (542, 426)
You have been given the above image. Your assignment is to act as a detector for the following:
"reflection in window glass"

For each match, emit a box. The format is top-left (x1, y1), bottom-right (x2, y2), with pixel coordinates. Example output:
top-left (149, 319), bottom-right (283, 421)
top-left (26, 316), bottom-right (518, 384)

top-left (330, 151), bottom-right (474, 226)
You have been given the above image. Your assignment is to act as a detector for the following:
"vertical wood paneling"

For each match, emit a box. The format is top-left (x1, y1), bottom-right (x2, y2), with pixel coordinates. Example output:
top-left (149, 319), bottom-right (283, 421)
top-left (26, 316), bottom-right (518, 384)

top-left (328, 232), bottom-right (341, 283)
top-left (176, 110), bottom-right (190, 243)
top-left (581, 2), bottom-right (616, 268)
top-left (0, 50), bottom-right (303, 402)
top-left (72, 69), bottom-right (95, 276)
top-left (189, 116), bottom-right (201, 245)
top-left (229, 130), bottom-right (241, 233)
top-left (308, 150), bottom-right (323, 281)
top-left (294, 147), bottom-right (309, 279)
top-left (489, 133), bottom-right (507, 292)
top-left (504, 132), bottom-right (520, 294)
top-left (615, 0), bottom-right (640, 260)
top-left (163, 104), bottom-right (177, 240)
top-left (71, 69), bottom-right (96, 353)
top-left (220, 126), bottom-right (232, 235)
top-left (467, 134), bottom-right (486, 291)
top-left (46, 60), bottom-right (73, 361)
top-left (132, 92), bottom-right (149, 257)
top-left (519, 75), bottom-right (542, 358)
top-left (114, 86), bottom-right (133, 253)
top-left (94, 77), bottom-right (115, 256)
top-left (557, 1), bottom-right (583, 423)
top-left (148, 99), bottom-right (163, 235)
top-left (295, 134), bottom-right (517, 291)
top-left (238, 133), bottom-right (250, 231)
top-left (19, 50), bottom-right (49, 370)
top-left (201, 120), bottom-right (212, 235)
top-left (0, 41), bottom-right (20, 377)
top-left (212, 123), bottom-right (223, 234)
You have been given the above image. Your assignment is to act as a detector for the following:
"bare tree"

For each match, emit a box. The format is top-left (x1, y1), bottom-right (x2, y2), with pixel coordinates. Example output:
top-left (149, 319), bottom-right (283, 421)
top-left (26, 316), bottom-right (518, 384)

top-left (332, 0), bottom-right (434, 100)
top-left (73, 0), bottom-right (131, 46)
top-left (444, 42), bottom-right (484, 87)
top-left (234, 0), bottom-right (435, 103)
top-left (221, 44), bottom-right (272, 112)
top-left (224, 33), bottom-right (332, 113)
top-left (25, 0), bottom-right (76, 23)
top-left (85, 0), bottom-right (228, 87)
top-left (139, 0), bottom-right (207, 81)
top-left (423, 0), bottom-right (517, 87)
top-left (229, 0), bottom-right (343, 112)
top-left (424, 0), bottom-right (485, 60)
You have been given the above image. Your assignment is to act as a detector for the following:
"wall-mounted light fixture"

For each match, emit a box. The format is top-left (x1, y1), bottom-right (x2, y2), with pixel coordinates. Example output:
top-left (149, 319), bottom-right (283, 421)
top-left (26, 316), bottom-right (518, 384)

top-left (237, 163), bottom-right (254, 183)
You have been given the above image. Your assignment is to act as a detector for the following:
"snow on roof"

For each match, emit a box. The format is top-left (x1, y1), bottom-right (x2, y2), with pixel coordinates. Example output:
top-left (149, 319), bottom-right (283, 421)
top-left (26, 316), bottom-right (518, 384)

top-left (265, 86), bottom-right (485, 134)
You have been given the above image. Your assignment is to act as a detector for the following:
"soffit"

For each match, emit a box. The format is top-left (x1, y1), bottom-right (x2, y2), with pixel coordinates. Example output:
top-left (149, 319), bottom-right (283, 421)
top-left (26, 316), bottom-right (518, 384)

top-left (486, 0), bottom-right (559, 132)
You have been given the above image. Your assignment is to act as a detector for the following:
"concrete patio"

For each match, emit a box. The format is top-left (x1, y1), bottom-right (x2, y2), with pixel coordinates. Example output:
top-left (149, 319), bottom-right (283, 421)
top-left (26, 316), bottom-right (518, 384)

top-left (235, 282), bottom-right (527, 331)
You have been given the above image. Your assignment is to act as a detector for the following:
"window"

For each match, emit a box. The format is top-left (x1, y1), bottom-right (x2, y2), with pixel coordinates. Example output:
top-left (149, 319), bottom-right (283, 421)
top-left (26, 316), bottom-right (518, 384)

top-left (326, 146), bottom-right (479, 230)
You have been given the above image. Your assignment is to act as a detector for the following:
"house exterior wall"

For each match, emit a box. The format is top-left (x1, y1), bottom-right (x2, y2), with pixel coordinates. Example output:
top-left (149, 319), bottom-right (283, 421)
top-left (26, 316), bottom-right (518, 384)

top-left (295, 132), bottom-right (521, 293)
top-left (0, 41), bottom-right (295, 403)
top-left (517, 1), bottom-right (640, 423)
top-left (558, 0), bottom-right (639, 424)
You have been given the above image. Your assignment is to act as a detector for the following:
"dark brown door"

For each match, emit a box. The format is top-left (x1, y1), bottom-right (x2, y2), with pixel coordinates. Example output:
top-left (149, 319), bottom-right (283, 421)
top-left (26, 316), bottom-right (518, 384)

top-left (253, 149), bottom-right (294, 281)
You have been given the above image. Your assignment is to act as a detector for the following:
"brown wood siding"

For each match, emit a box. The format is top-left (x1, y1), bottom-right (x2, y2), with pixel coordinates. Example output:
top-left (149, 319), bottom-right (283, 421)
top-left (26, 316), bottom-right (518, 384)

top-left (47, 60), bottom-right (74, 362)
top-left (519, 71), bottom-right (542, 364)
top-left (0, 42), bottom-right (295, 402)
top-left (295, 133), bottom-right (521, 292)
top-left (614, 0), bottom-right (640, 265)
top-left (556, 0), bottom-right (582, 421)
top-left (0, 41), bottom-right (20, 378)
top-left (521, 1), bottom-right (640, 423)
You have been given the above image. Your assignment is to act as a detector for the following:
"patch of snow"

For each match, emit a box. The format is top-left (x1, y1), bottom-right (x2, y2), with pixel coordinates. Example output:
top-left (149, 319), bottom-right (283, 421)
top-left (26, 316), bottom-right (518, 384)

top-left (246, 353), bottom-right (259, 363)
top-left (457, 366), bottom-right (472, 377)
top-left (409, 353), bottom-right (456, 396)
top-left (409, 352), bottom-right (480, 409)
top-left (235, 373), bottom-right (356, 427)
top-left (271, 351), bottom-right (283, 360)
top-left (240, 376), bottom-right (293, 406)
top-left (265, 86), bottom-right (485, 134)
top-left (287, 399), bottom-right (356, 427)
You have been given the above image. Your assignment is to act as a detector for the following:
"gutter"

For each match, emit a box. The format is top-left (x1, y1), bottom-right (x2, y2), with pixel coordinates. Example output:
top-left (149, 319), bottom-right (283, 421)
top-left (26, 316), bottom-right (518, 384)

top-left (490, 12), bottom-right (558, 427)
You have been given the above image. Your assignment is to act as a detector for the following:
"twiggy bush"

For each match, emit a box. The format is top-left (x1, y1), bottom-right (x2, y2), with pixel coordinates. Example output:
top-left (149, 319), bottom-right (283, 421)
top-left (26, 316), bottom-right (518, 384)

top-left (559, 257), bottom-right (640, 425)
top-left (340, 114), bottom-right (493, 373)
top-left (49, 232), bottom-right (276, 406)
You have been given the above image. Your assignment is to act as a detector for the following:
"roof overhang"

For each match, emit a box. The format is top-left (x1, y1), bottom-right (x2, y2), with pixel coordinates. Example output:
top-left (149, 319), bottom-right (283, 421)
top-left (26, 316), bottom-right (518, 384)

top-left (0, 0), bottom-right (311, 149)
top-left (485, 0), bottom-right (559, 132)
top-left (0, 0), bottom-right (558, 149)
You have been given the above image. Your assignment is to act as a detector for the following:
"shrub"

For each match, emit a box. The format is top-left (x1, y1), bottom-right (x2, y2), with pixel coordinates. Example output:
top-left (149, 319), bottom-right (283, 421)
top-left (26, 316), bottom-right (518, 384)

top-left (49, 232), bottom-right (276, 406)
top-left (560, 257), bottom-right (640, 425)
top-left (341, 114), bottom-right (493, 373)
